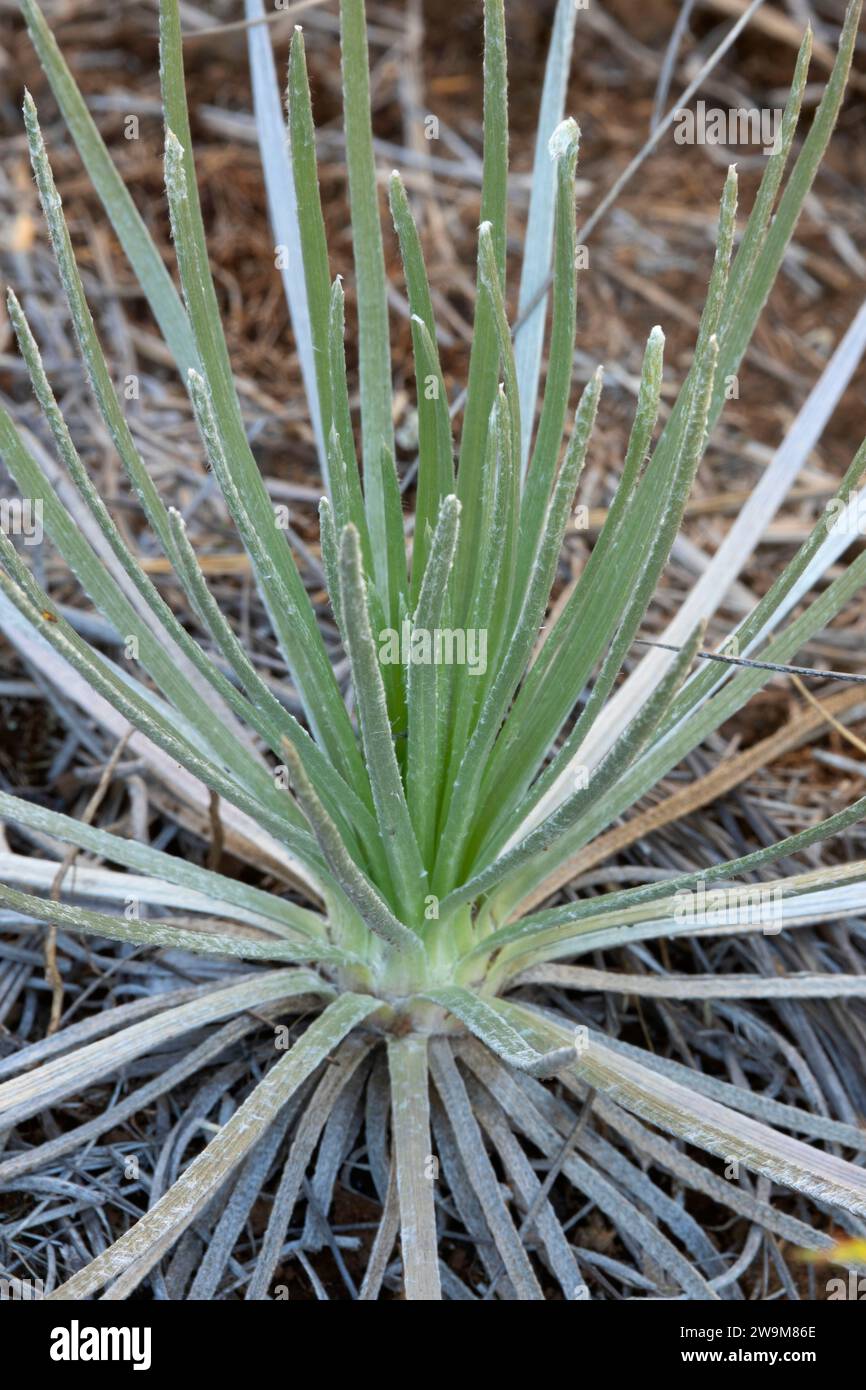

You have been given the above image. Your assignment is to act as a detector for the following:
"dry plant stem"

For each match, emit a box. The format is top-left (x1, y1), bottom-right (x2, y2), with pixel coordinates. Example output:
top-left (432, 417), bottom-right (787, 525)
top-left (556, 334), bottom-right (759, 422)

top-left (514, 684), bottom-right (866, 917)
top-left (45, 728), bottom-right (132, 1033)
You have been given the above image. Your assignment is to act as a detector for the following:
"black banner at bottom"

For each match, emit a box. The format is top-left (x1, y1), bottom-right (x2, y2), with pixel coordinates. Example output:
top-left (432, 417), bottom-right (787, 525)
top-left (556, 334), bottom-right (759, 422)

top-left (2, 1295), bottom-right (863, 1376)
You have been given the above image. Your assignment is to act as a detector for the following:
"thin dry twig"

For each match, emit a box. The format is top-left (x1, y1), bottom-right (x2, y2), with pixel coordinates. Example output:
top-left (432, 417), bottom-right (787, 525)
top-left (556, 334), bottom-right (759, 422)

top-left (45, 727), bottom-right (133, 1034)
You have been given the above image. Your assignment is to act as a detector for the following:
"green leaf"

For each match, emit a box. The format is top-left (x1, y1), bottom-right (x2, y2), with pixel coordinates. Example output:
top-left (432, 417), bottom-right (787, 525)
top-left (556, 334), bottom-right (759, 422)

top-left (448, 622), bottom-right (704, 911)
top-left (21, 95), bottom-right (177, 562)
top-left (478, 221), bottom-right (522, 495)
top-left (453, 0), bottom-right (508, 621)
top-left (423, 986), bottom-right (574, 1078)
top-left (439, 391), bottom-right (513, 799)
top-left (286, 24), bottom-right (334, 448)
top-left (281, 738), bottom-right (425, 966)
top-left (406, 496), bottom-right (461, 865)
top-left (165, 506), bottom-right (379, 863)
top-left (5, 289), bottom-right (307, 802)
top-left (709, 0), bottom-right (860, 428)
top-left (390, 168), bottom-right (455, 601)
top-left (182, 363), bottom-right (366, 795)
top-left (338, 526), bottom-right (428, 922)
top-left (327, 279), bottom-right (372, 555)
top-left (339, 0), bottom-right (397, 610)
top-left (435, 368), bottom-right (602, 887)
top-left (0, 540), bottom-right (323, 873)
top-left (0, 881), bottom-right (348, 967)
top-left (0, 787), bottom-right (323, 941)
top-left (489, 329), bottom-right (718, 845)
top-left (18, 0), bottom-right (198, 376)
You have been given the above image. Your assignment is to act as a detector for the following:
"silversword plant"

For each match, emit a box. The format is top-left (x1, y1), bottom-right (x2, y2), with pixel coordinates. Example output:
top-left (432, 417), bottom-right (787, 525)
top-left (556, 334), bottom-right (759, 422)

top-left (1, 0), bottom-right (866, 1299)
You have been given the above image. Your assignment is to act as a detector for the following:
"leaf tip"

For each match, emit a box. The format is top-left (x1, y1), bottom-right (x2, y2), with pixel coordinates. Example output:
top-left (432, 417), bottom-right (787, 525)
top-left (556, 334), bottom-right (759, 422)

top-left (549, 116), bottom-right (580, 161)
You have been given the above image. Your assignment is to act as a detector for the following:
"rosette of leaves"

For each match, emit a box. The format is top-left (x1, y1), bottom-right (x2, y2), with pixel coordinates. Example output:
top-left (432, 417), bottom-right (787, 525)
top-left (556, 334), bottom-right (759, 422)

top-left (1, 0), bottom-right (865, 1300)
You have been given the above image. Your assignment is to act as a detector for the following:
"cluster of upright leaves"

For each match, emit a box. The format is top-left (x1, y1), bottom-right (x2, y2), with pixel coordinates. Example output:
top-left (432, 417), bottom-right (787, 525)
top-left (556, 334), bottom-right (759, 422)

top-left (1, 0), bottom-right (866, 1302)
top-left (1, 0), bottom-right (866, 998)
